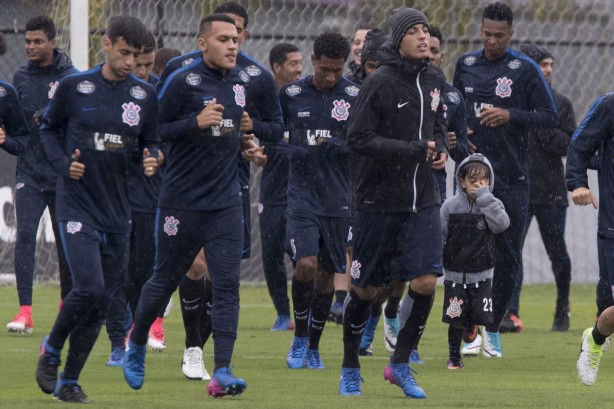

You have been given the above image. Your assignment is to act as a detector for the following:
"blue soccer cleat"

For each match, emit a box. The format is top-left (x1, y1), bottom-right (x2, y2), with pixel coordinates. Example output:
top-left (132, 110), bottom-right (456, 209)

top-left (106, 346), bottom-right (125, 367)
top-left (409, 349), bottom-right (424, 364)
top-left (123, 340), bottom-right (146, 389)
top-left (207, 367), bottom-right (247, 397)
top-left (304, 348), bottom-right (325, 369)
top-left (286, 336), bottom-right (308, 369)
top-left (271, 315), bottom-right (295, 331)
top-left (339, 367), bottom-right (364, 396)
top-left (384, 362), bottom-right (426, 399)
top-left (359, 314), bottom-right (380, 355)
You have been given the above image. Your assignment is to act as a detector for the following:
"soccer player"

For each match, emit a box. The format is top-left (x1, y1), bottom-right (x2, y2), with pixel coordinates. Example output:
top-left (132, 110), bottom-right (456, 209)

top-left (346, 21), bottom-right (376, 82)
top-left (123, 14), bottom-right (248, 397)
top-left (7, 15), bottom-right (77, 334)
top-left (453, 2), bottom-right (558, 357)
top-left (566, 93), bottom-right (614, 386)
top-left (152, 47), bottom-right (180, 77)
top-left (0, 80), bottom-right (30, 157)
top-left (339, 8), bottom-right (448, 398)
top-left (282, 32), bottom-right (357, 370)
top-left (35, 16), bottom-right (157, 403)
top-left (259, 42), bottom-right (303, 331)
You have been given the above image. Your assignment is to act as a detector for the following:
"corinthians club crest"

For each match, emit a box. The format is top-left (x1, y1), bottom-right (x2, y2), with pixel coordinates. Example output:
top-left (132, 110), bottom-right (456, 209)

top-left (495, 77), bottom-right (513, 98)
top-left (446, 296), bottom-right (463, 318)
top-left (331, 99), bottom-right (350, 121)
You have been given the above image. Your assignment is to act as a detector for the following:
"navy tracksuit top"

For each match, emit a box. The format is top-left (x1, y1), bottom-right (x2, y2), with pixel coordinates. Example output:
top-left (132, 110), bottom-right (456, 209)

top-left (13, 50), bottom-right (79, 192)
top-left (0, 80), bottom-right (29, 156)
top-left (279, 76), bottom-right (359, 217)
top-left (157, 59), bottom-right (246, 211)
top-left (40, 65), bottom-right (159, 233)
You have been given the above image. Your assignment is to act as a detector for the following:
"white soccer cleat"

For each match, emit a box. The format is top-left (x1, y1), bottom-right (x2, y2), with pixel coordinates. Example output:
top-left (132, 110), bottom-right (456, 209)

top-left (461, 333), bottom-right (482, 356)
top-left (482, 329), bottom-right (503, 358)
top-left (163, 298), bottom-right (174, 318)
top-left (182, 347), bottom-right (207, 380)
top-left (577, 327), bottom-right (604, 386)
top-left (384, 316), bottom-right (399, 353)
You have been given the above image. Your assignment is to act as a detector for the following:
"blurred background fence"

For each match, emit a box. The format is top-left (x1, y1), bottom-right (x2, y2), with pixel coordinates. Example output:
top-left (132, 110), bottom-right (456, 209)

top-left (0, 0), bottom-right (605, 285)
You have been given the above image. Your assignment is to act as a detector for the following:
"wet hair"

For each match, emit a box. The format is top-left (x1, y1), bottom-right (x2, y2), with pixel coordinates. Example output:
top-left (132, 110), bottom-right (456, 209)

top-left (482, 2), bottom-right (513, 26)
top-left (142, 31), bottom-right (156, 54)
top-left (25, 16), bottom-right (56, 40)
top-left (269, 42), bottom-right (300, 70)
top-left (459, 161), bottom-right (491, 181)
top-left (153, 47), bottom-right (181, 76)
top-left (199, 13), bottom-right (237, 37)
top-left (214, 2), bottom-right (249, 28)
top-left (430, 26), bottom-right (443, 45)
top-left (106, 16), bottom-right (148, 49)
top-left (313, 32), bottom-right (350, 60)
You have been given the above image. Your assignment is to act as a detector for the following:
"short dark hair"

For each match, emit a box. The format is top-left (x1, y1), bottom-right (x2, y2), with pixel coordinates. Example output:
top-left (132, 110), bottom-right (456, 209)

top-left (153, 47), bottom-right (181, 76)
top-left (459, 161), bottom-right (490, 181)
top-left (313, 32), bottom-right (350, 61)
top-left (482, 2), bottom-right (513, 26)
top-left (106, 16), bottom-right (148, 49)
top-left (352, 20), bottom-right (376, 35)
top-left (269, 42), bottom-right (300, 70)
top-left (199, 13), bottom-right (237, 37)
top-left (214, 2), bottom-right (249, 28)
top-left (430, 26), bottom-right (443, 45)
top-left (143, 31), bottom-right (156, 54)
top-left (25, 16), bottom-right (56, 40)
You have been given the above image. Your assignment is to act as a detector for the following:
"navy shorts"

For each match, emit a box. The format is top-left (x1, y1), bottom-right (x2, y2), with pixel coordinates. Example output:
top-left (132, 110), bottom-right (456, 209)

top-left (442, 279), bottom-right (493, 326)
top-left (286, 209), bottom-right (350, 273)
top-left (350, 206), bottom-right (443, 288)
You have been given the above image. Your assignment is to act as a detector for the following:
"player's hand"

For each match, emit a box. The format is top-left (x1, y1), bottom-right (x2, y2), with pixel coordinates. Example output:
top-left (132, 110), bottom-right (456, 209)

top-left (479, 107), bottom-right (510, 127)
top-left (242, 143), bottom-right (267, 166)
top-left (196, 98), bottom-right (224, 130)
top-left (448, 132), bottom-right (457, 150)
top-left (143, 148), bottom-right (158, 177)
top-left (467, 127), bottom-right (476, 153)
top-left (69, 149), bottom-right (85, 180)
top-left (33, 112), bottom-right (42, 127)
top-left (241, 133), bottom-right (254, 151)
top-left (240, 111), bottom-right (253, 132)
top-left (0, 127), bottom-right (5, 145)
top-left (572, 187), bottom-right (598, 209)
top-left (431, 151), bottom-right (447, 170)
top-left (425, 140), bottom-right (436, 162)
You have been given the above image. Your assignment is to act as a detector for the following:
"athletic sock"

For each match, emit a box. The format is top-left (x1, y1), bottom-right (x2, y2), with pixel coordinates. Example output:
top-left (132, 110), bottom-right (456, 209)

top-left (384, 295), bottom-right (402, 319)
top-left (593, 326), bottom-right (607, 345)
top-left (342, 290), bottom-right (372, 368)
top-left (200, 278), bottom-right (213, 348)
top-left (448, 325), bottom-right (463, 359)
top-left (392, 287), bottom-right (434, 364)
top-left (335, 289), bottom-right (347, 305)
top-left (309, 289), bottom-right (334, 349)
top-left (291, 276), bottom-right (313, 338)
top-left (179, 276), bottom-right (204, 349)
top-left (370, 300), bottom-right (383, 317)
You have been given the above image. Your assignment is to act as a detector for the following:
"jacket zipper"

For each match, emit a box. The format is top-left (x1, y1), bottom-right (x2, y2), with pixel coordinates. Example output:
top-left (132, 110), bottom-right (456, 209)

top-left (412, 72), bottom-right (424, 212)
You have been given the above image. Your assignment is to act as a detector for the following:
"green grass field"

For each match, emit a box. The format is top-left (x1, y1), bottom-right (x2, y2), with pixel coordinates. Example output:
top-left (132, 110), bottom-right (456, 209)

top-left (0, 283), bottom-right (611, 408)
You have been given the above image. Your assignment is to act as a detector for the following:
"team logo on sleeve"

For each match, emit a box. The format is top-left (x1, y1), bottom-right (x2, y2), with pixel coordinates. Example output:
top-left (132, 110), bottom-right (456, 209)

top-left (48, 81), bottom-right (59, 99)
top-left (163, 216), bottom-right (180, 236)
top-left (77, 81), bottom-right (95, 94)
top-left (286, 85), bottom-right (301, 96)
top-left (447, 92), bottom-right (460, 105)
top-left (0, 86), bottom-right (5, 97)
top-left (182, 58), bottom-right (195, 66)
top-left (345, 85), bottom-right (359, 96)
top-left (186, 73), bottom-right (201, 86)
top-left (239, 70), bottom-right (250, 83)
top-left (15, 182), bottom-right (25, 190)
top-left (122, 102), bottom-right (141, 127)
top-left (495, 77), bottom-right (513, 98)
top-left (507, 59), bottom-right (521, 69)
top-left (66, 221), bottom-right (82, 234)
top-left (463, 56), bottom-right (476, 66)
top-left (233, 84), bottom-right (246, 107)
top-left (350, 260), bottom-right (361, 279)
top-left (430, 88), bottom-right (441, 112)
top-left (245, 65), bottom-right (261, 76)
top-left (446, 297), bottom-right (463, 318)
top-left (130, 86), bottom-right (146, 100)
top-left (331, 99), bottom-right (350, 121)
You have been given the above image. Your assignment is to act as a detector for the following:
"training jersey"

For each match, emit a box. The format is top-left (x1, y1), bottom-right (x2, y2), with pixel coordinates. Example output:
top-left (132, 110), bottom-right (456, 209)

top-left (0, 80), bottom-right (29, 156)
top-left (156, 59), bottom-right (246, 211)
top-left (259, 135), bottom-right (291, 206)
top-left (443, 82), bottom-right (469, 162)
top-left (13, 49), bottom-right (79, 192)
top-left (453, 48), bottom-right (558, 189)
top-left (279, 76), bottom-right (359, 217)
top-left (40, 65), bottom-right (159, 233)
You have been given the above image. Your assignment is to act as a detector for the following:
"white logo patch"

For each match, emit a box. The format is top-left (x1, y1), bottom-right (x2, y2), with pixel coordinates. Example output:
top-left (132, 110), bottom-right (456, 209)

top-left (94, 132), bottom-right (124, 151)
top-left (495, 77), bottom-right (513, 98)
top-left (130, 86), bottom-right (146, 100)
top-left (286, 85), bottom-right (301, 96)
top-left (186, 73), bottom-right (201, 86)
top-left (245, 65), bottom-right (261, 76)
top-left (233, 84), bottom-right (246, 107)
top-left (345, 85), bottom-right (359, 96)
top-left (77, 81), bottom-right (95, 94)
top-left (350, 260), bottom-right (361, 279)
top-left (163, 216), bottom-right (180, 236)
top-left (430, 88), bottom-right (441, 112)
top-left (347, 226), bottom-right (352, 242)
top-left (48, 81), bottom-right (59, 99)
top-left (331, 99), bottom-right (350, 121)
top-left (239, 70), bottom-right (250, 83)
top-left (0, 86), bottom-right (5, 97)
top-left (464, 56), bottom-right (476, 66)
top-left (447, 92), bottom-right (460, 105)
top-left (122, 102), bottom-right (141, 127)
top-left (446, 296), bottom-right (463, 318)
top-left (290, 238), bottom-right (297, 257)
top-left (182, 58), bottom-right (195, 66)
top-left (507, 59), bottom-right (521, 69)
top-left (474, 102), bottom-right (494, 118)
top-left (15, 182), bottom-right (25, 190)
top-left (66, 221), bottom-right (82, 234)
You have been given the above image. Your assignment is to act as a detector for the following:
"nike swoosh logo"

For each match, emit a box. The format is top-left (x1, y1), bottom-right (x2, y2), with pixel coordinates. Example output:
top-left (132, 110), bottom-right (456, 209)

top-left (397, 102), bottom-right (409, 108)
top-left (181, 298), bottom-right (201, 304)
top-left (82, 107), bottom-right (96, 112)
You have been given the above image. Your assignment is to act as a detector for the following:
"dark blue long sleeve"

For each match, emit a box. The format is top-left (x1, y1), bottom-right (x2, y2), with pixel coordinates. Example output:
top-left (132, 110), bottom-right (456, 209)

top-left (0, 81), bottom-right (30, 156)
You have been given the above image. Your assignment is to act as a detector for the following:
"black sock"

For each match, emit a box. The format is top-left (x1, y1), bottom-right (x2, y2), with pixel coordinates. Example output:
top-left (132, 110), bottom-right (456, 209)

top-left (179, 276), bottom-right (204, 349)
top-left (200, 278), bottom-right (213, 348)
top-left (593, 326), bottom-right (607, 345)
top-left (370, 300), bottom-right (383, 317)
top-left (335, 290), bottom-right (348, 305)
top-left (448, 325), bottom-right (463, 359)
top-left (309, 290), bottom-right (334, 349)
top-left (384, 295), bottom-right (402, 319)
top-left (292, 276), bottom-right (314, 338)
top-left (342, 290), bottom-right (372, 368)
top-left (392, 287), bottom-right (434, 364)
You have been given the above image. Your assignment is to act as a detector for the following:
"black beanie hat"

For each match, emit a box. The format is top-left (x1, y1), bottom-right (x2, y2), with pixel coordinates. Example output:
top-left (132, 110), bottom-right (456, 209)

top-left (360, 28), bottom-right (388, 66)
top-left (389, 7), bottom-right (430, 51)
top-left (519, 43), bottom-right (553, 64)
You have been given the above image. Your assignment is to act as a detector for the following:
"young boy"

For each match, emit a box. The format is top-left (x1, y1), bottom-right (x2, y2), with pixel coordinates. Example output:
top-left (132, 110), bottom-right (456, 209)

top-left (441, 153), bottom-right (509, 368)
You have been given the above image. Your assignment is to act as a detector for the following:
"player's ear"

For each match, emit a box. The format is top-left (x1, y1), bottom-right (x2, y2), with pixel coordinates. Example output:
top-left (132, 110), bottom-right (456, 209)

top-left (198, 37), bottom-right (207, 52)
top-left (102, 35), bottom-right (112, 53)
